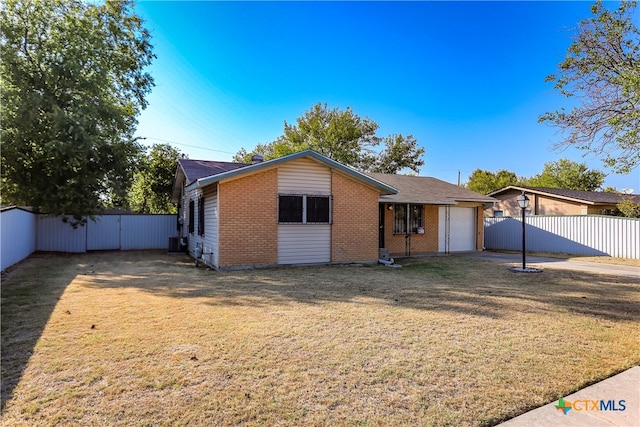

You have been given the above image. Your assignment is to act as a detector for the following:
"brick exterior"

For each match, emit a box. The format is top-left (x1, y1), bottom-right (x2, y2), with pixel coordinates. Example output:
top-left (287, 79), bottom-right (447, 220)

top-left (218, 169), bottom-right (278, 268)
top-left (383, 204), bottom-right (439, 255)
top-left (383, 202), bottom-right (484, 255)
top-left (331, 172), bottom-right (380, 263)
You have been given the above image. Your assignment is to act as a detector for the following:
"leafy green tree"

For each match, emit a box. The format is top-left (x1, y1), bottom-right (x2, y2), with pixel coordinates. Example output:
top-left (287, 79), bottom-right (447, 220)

top-left (128, 144), bottom-right (180, 214)
top-left (465, 169), bottom-right (519, 194)
top-left (539, 1), bottom-right (639, 174)
top-left (234, 102), bottom-right (425, 173)
top-left (615, 196), bottom-right (640, 217)
top-left (524, 158), bottom-right (606, 191)
top-left (0, 0), bottom-right (154, 224)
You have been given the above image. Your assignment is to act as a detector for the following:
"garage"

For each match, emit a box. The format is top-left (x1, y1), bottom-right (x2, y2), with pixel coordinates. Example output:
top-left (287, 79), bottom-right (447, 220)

top-left (438, 206), bottom-right (476, 253)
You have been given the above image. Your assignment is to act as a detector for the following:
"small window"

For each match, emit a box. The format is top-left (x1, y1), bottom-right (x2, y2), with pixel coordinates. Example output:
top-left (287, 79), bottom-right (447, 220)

top-left (494, 210), bottom-right (504, 217)
top-left (188, 199), bottom-right (195, 234)
top-left (307, 196), bottom-right (330, 223)
top-left (278, 195), bottom-right (303, 223)
top-left (278, 194), bottom-right (331, 224)
top-left (198, 196), bottom-right (205, 236)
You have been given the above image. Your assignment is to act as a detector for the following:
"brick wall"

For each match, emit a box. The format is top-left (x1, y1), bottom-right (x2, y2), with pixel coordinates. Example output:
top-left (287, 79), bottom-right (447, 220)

top-left (383, 204), bottom-right (439, 256)
top-left (331, 172), bottom-right (379, 263)
top-left (218, 169), bottom-right (278, 268)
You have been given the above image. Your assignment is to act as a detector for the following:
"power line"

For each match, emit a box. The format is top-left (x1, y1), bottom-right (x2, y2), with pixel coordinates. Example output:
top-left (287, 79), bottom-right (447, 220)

top-left (141, 136), bottom-right (236, 155)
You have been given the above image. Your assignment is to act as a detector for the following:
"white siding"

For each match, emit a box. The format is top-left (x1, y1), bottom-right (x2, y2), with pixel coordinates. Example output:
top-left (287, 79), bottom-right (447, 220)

top-left (278, 158), bottom-right (331, 194)
top-left (277, 159), bottom-right (332, 264)
top-left (278, 225), bottom-right (331, 264)
top-left (201, 185), bottom-right (219, 268)
top-left (186, 188), bottom-right (204, 258)
top-left (438, 207), bottom-right (476, 252)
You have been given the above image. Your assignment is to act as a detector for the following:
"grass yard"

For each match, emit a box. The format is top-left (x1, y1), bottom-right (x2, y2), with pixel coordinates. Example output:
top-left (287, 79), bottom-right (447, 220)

top-left (1, 251), bottom-right (639, 426)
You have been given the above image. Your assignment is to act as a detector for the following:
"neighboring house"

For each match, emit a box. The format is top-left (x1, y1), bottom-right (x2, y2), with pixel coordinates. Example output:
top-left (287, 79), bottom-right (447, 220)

top-left (487, 185), bottom-right (640, 217)
top-left (171, 150), bottom-right (496, 269)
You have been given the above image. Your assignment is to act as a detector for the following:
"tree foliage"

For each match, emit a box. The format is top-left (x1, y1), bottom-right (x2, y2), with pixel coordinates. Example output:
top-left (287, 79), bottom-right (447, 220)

top-left (524, 158), bottom-right (605, 191)
top-left (234, 103), bottom-right (425, 174)
top-left (614, 196), bottom-right (640, 217)
top-left (539, 1), bottom-right (639, 174)
top-left (465, 158), bottom-right (606, 194)
top-left (0, 0), bottom-right (155, 224)
top-left (128, 144), bottom-right (180, 214)
top-left (465, 169), bottom-right (520, 194)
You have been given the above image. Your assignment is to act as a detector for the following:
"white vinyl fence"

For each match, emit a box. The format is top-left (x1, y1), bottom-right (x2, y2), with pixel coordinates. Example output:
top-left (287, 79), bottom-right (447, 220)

top-left (1, 209), bottom-right (178, 270)
top-left (484, 215), bottom-right (640, 259)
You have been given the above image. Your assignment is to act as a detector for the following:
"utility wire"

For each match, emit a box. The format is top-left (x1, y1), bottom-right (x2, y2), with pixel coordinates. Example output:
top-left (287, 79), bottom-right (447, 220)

top-left (141, 136), bottom-right (236, 155)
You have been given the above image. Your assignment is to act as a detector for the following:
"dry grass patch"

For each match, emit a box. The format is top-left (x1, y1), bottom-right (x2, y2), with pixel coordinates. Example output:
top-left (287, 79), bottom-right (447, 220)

top-left (2, 251), bottom-right (639, 426)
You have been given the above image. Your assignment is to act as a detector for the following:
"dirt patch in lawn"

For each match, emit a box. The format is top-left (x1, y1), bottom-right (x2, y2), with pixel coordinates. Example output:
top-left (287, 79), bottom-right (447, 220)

top-left (2, 251), bottom-right (639, 426)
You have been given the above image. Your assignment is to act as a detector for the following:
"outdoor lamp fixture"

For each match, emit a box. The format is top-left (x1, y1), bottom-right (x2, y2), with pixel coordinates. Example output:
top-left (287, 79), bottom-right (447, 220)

top-left (513, 192), bottom-right (541, 273)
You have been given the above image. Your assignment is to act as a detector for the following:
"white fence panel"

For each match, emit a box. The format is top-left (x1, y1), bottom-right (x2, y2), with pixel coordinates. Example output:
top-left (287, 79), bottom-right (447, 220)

top-left (1, 208), bottom-right (37, 270)
top-left (484, 215), bottom-right (639, 259)
top-left (36, 215), bottom-right (87, 253)
top-left (121, 215), bottom-right (177, 250)
top-left (87, 216), bottom-right (121, 250)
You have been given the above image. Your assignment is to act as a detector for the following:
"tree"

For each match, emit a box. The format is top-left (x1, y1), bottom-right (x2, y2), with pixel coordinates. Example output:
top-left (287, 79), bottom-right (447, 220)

top-left (465, 169), bottom-right (519, 194)
top-left (234, 102), bottom-right (425, 174)
top-left (0, 0), bottom-right (155, 224)
top-left (524, 158), bottom-right (605, 191)
top-left (539, 1), bottom-right (640, 174)
top-left (128, 144), bottom-right (181, 214)
top-left (615, 196), bottom-right (640, 217)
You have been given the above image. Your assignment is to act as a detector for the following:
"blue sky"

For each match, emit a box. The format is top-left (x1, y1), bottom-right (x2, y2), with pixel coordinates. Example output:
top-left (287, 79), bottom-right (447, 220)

top-left (133, 1), bottom-right (639, 191)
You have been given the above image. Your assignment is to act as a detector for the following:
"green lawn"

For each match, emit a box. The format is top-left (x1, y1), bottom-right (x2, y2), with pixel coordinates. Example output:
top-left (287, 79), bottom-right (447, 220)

top-left (2, 251), bottom-right (639, 426)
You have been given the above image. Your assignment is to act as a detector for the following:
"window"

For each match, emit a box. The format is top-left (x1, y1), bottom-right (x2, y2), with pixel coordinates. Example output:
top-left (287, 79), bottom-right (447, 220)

top-left (494, 210), bottom-right (504, 217)
top-left (278, 194), bottom-right (331, 224)
top-left (394, 203), bottom-right (423, 234)
top-left (188, 199), bottom-right (195, 234)
top-left (198, 196), bottom-right (205, 236)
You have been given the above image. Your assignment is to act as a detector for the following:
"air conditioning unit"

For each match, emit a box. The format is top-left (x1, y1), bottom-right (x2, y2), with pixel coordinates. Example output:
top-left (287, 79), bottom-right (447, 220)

top-left (168, 237), bottom-right (180, 252)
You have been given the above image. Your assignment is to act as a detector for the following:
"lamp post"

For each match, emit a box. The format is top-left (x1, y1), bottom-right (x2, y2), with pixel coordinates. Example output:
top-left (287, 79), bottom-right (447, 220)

top-left (516, 192), bottom-right (530, 270)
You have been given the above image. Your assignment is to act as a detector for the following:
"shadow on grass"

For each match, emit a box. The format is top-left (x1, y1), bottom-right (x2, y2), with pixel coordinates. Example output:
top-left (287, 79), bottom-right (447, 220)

top-left (1, 253), bottom-right (77, 413)
top-left (2, 251), bottom-right (639, 415)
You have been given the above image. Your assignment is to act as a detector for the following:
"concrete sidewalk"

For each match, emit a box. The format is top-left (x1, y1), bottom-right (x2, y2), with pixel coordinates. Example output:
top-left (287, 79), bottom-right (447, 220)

top-left (498, 366), bottom-right (639, 426)
top-left (460, 251), bottom-right (639, 279)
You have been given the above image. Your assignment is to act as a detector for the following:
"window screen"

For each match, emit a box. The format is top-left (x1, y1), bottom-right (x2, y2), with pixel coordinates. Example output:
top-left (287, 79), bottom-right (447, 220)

top-left (306, 196), bottom-right (330, 223)
top-left (278, 195), bottom-right (303, 223)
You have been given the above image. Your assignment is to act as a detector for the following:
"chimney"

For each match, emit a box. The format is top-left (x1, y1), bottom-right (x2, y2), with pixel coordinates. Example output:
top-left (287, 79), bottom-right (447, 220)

top-left (251, 154), bottom-right (264, 164)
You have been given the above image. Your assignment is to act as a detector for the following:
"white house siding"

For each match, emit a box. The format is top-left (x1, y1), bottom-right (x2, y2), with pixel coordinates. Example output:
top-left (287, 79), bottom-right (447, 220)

top-left (186, 188), bottom-right (203, 259)
top-left (438, 207), bottom-right (476, 252)
top-left (278, 158), bottom-right (331, 194)
top-left (201, 185), bottom-right (219, 268)
top-left (278, 225), bottom-right (331, 264)
top-left (277, 158), bottom-right (332, 264)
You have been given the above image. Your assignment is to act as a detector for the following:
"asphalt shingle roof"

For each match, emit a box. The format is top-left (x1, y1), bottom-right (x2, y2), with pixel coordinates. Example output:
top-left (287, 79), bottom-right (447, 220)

top-left (368, 173), bottom-right (496, 205)
top-left (490, 186), bottom-right (640, 204)
top-left (178, 159), bottom-right (248, 184)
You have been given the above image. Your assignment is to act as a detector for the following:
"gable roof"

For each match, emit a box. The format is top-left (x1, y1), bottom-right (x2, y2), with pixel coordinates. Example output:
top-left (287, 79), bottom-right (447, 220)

top-left (182, 150), bottom-right (398, 195)
top-left (368, 173), bottom-right (497, 205)
top-left (489, 186), bottom-right (640, 205)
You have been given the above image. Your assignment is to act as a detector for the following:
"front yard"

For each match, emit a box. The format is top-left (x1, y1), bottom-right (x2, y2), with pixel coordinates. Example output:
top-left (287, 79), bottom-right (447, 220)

top-left (2, 251), bottom-right (639, 426)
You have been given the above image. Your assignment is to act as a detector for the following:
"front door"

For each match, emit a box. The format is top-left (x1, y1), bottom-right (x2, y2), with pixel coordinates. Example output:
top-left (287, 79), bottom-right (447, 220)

top-left (379, 204), bottom-right (385, 248)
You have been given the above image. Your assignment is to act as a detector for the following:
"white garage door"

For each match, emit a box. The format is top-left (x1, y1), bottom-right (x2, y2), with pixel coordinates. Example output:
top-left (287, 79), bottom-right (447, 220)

top-left (438, 207), bottom-right (476, 252)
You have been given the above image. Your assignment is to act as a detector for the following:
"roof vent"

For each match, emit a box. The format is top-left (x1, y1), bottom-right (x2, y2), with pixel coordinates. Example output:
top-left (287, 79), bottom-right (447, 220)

top-left (251, 154), bottom-right (264, 164)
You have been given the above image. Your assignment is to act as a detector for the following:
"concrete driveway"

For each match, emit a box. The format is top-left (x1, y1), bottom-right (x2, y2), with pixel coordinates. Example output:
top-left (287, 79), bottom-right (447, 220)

top-left (458, 251), bottom-right (640, 279)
